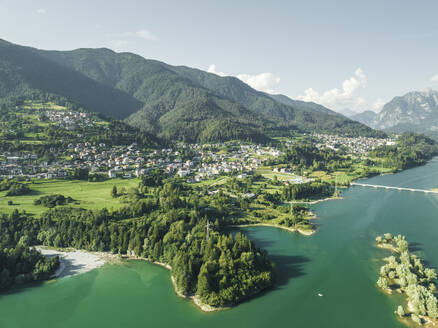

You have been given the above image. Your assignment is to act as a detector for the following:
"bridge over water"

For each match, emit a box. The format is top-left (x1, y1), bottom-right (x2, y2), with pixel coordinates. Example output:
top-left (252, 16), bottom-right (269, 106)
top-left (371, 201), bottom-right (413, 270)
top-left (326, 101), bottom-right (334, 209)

top-left (350, 182), bottom-right (438, 194)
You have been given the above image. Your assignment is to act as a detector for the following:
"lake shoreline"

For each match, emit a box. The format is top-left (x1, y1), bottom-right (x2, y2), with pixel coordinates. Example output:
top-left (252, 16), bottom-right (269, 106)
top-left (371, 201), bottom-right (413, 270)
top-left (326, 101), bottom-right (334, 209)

top-left (375, 237), bottom-right (438, 328)
top-left (37, 242), bottom-right (275, 313)
top-left (376, 243), bottom-right (399, 253)
top-left (37, 246), bottom-right (225, 312)
top-left (288, 195), bottom-right (343, 205)
top-left (35, 246), bottom-right (121, 278)
top-left (119, 256), bottom-right (229, 312)
top-left (229, 223), bottom-right (315, 236)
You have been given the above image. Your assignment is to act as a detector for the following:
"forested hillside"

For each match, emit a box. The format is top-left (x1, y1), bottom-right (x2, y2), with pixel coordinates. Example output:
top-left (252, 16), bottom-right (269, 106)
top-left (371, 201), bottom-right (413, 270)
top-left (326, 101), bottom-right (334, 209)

top-left (0, 95), bottom-right (160, 155)
top-left (0, 40), bottom-right (142, 119)
top-left (0, 38), bottom-right (385, 142)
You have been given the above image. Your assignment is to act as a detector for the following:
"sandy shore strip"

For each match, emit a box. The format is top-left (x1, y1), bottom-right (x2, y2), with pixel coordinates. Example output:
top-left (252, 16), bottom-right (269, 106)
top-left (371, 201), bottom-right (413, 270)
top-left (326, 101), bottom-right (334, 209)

top-left (288, 196), bottom-right (343, 205)
top-left (229, 223), bottom-right (316, 236)
top-left (34, 247), bottom-right (235, 312)
top-left (376, 243), bottom-right (399, 253)
top-left (35, 246), bottom-right (119, 278)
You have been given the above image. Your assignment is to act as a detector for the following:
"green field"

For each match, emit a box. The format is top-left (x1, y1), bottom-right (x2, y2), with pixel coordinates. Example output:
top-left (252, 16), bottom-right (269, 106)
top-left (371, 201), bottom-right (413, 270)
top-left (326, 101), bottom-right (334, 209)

top-left (256, 168), bottom-right (301, 181)
top-left (189, 176), bottom-right (228, 187)
top-left (21, 101), bottom-right (66, 111)
top-left (0, 178), bottom-right (140, 216)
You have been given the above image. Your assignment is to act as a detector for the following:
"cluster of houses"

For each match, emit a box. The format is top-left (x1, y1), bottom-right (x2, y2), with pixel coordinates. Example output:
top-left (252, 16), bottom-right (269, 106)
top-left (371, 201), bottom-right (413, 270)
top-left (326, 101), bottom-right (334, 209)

top-left (68, 142), bottom-right (144, 179)
top-left (174, 143), bottom-right (280, 182)
top-left (0, 153), bottom-right (68, 179)
top-left (1, 133), bottom-right (397, 182)
top-left (39, 110), bottom-right (103, 131)
top-left (0, 141), bottom-right (286, 182)
top-left (139, 143), bottom-right (280, 183)
top-left (312, 133), bottom-right (396, 154)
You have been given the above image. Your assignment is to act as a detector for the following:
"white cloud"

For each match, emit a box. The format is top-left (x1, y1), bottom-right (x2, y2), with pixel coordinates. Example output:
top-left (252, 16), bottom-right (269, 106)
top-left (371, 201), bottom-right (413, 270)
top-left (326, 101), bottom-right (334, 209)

top-left (136, 29), bottom-right (157, 41)
top-left (36, 8), bottom-right (47, 14)
top-left (207, 64), bottom-right (280, 94)
top-left (372, 98), bottom-right (386, 112)
top-left (237, 73), bottom-right (281, 94)
top-left (207, 65), bottom-right (227, 77)
top-left (298, 68), bottom-right (368, 112)
top-left (107, 28), bottom-right (157, 48)
top-left (430, 75), bottom-right (438, 82)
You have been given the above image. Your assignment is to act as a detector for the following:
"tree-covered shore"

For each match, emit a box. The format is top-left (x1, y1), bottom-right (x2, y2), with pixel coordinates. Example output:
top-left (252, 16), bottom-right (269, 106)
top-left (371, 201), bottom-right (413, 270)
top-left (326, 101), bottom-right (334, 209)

top-left (0, 211), bottom-right (59, 290)
top-left (376, 234), bottom-right (438, 326)
top-left (269, 132), bottom-right (438, 187)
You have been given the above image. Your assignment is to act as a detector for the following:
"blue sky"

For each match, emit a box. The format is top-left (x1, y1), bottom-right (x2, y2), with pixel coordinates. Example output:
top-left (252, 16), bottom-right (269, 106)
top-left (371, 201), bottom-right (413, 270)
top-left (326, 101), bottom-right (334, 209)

top-left (1, 0), bottom-right (437, 113)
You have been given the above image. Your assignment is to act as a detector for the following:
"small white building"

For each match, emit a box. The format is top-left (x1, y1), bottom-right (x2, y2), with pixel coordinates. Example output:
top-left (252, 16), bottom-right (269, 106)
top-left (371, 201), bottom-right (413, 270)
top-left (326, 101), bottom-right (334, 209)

top-left (178, 169), bottom-right (190, 177)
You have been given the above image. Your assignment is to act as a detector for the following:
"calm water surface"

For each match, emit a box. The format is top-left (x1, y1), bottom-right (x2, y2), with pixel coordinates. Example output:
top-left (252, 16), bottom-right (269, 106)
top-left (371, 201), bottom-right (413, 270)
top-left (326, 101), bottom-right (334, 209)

top-left (2, 159), bottom-right (438, 328)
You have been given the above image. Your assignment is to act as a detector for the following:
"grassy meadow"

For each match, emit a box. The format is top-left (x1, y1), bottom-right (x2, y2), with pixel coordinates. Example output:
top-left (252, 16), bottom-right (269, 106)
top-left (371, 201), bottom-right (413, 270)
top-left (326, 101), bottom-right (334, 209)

top-left (0, 178), bottom-right (140, 216)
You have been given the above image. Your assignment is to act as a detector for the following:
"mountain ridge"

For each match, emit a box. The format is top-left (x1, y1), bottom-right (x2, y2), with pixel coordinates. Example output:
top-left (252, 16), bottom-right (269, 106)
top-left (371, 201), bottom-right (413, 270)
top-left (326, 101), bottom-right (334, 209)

top-left (351, 90), bottom-right (438, 139)
top-left (0, 38), bottom-right (384, 142)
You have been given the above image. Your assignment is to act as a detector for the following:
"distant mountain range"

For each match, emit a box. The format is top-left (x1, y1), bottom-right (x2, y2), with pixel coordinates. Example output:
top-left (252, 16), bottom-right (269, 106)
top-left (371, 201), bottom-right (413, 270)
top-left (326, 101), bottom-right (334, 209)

top-left (0, 38), bottom-right (383, 142)
top-left (351, 90), bottom-right (438, 139)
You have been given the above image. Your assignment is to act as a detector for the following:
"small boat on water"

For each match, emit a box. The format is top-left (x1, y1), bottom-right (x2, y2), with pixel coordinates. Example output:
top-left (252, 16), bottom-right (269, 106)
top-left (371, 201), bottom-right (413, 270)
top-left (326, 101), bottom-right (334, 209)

top-left (318, 293), bottom-right (323, 297)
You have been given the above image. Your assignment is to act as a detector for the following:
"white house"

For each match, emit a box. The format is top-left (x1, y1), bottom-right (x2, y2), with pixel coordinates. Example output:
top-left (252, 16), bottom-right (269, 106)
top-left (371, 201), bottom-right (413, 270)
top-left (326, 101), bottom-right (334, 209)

top-left (178, 169), bottom-right (190, 177)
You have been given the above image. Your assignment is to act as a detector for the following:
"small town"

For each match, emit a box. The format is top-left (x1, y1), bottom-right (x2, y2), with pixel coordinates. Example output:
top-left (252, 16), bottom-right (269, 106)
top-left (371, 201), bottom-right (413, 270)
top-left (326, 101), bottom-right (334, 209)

top-left (38, 109), bottom-right (103, 132)
top-left (312, 133), bottom-right (396, 154)
top-left (0, 141), bottom-right (278, 181)
top-left (0, 133), bottom-right (397, 182)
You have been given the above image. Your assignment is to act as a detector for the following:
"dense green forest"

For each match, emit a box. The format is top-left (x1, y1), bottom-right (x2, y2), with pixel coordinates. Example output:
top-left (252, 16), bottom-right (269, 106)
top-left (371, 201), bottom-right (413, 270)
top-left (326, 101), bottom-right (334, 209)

top-left (5, 182), bottom-right (31, 196)
top-left (282, 181), bottom-right (333, 201)
top-left (271, 142), bottom-right (344, 170)
top-left (34, 194), bottom-right (73, 208)
top-left (0, 212), bottom-right (59, 290)
top-left (370, 132), bottom-right (438, 170)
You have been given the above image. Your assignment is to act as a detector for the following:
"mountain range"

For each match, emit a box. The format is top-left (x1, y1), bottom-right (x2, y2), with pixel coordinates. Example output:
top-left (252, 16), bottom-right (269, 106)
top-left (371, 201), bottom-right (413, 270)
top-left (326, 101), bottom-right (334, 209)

top-left (0, 38), bottom-right (383, 142)
top-left (351, 90), bottom-right (438, 139)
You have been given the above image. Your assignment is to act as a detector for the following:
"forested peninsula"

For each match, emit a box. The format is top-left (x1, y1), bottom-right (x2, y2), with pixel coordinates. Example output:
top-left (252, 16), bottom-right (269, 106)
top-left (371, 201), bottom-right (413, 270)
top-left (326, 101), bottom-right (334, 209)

top-left (1, 175), bottom-right (279, 310)
top-left (376, 234), bottom-right (438, 326)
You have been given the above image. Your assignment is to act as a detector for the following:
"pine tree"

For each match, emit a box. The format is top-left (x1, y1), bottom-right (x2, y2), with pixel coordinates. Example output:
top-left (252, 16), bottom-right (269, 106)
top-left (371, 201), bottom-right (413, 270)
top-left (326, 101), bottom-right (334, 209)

top-left (111, 185), bottom-right (118, 198)
top-left (196, 263), bottom-right (211, 299)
